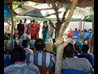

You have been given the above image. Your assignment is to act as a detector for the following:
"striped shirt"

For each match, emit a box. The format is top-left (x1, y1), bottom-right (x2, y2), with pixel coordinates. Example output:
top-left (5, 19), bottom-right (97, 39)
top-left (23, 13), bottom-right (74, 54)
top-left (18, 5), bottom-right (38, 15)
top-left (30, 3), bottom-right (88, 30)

top-left (29, 51), bottom-right (56, 70)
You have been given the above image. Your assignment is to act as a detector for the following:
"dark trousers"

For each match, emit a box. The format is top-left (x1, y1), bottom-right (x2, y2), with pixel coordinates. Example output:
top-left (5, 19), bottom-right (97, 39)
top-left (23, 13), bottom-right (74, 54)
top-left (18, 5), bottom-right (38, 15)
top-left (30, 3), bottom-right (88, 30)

top-left (31, 34), bottom-right (36, 40)
top-left (18, 31), bottom-right (23, 39)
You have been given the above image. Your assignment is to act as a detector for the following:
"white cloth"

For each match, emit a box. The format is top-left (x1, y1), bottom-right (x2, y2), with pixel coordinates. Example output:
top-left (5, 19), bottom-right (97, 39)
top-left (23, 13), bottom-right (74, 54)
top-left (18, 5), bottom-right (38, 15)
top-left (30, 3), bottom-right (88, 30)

top-left (18, 39), bottom-right (23, 47)
top-left (48, 38), bottom-right (53, 45)
top-left (24, 48), bottom-right (33, 55)
top-left (7, 40), bottom-right (15, 50)
top-left (23, 23), bottom-right (27, 34)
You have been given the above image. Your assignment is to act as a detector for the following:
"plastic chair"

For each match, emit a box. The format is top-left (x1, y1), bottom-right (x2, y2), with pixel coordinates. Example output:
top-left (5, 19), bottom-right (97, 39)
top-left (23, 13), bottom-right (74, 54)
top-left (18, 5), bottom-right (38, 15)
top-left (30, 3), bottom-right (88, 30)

top-left (36, 65), bottom-right (53, 74)
top-left (61, 69), bottom-right (89, 74)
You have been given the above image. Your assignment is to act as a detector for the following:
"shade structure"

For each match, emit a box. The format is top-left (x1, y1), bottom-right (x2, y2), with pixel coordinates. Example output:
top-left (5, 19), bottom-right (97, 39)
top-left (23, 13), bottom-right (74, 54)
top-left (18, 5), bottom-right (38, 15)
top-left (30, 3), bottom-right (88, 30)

top-left (14, 5), bottom-right (44, 18)
top-left (4, 3), bottom-right (17, 17)
top-left (22, 9), bottom-right (44, 18)
top-left (4, 0), bottom-right (94, 8)
top-left (83, 14), bottom-right (93, 22)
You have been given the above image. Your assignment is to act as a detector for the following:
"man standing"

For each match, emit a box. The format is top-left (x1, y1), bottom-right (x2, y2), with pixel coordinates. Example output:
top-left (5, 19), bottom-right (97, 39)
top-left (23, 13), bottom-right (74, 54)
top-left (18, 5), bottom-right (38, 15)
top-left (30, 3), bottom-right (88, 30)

top-left (30, 20), bottom-right (37, 40)
top-left (17, 20), bottom-right (24, 39)
top-left (27, 20), bottom-right (32, 36)
top-left (23, 19), bottom-right (27, 35)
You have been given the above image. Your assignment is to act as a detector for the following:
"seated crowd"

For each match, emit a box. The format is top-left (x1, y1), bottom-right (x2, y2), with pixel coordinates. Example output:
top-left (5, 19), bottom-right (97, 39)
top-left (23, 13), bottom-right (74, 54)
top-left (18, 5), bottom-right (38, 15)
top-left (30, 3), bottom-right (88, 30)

top-left (4, 33), bottom-right (94, 74)
top-left (68, 28), bottom-right (92, 44)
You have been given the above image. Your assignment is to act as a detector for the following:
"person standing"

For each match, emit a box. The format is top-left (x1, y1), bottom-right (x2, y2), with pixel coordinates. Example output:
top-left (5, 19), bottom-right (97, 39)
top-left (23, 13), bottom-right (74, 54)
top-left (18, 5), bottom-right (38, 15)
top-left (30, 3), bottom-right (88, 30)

top-left (27, 20), bottom-right (32, 36)
top-left (17, 20), bottom-right (24, 39)
top-left (35, 20), bottom-right (43, 39)
top-left (23, 18), bottom-right (27, 35)
top-left (47, 24), bottom-right (54, 44)
top-left (30, 20), bottom-right (37, 40)
top-left (42, 21), bottom-right (49, 42)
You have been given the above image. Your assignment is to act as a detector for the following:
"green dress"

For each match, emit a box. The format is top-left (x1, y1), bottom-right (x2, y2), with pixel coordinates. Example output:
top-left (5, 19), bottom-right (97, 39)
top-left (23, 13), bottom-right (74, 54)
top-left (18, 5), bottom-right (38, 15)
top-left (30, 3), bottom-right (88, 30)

top-left (42, 25), bottom-right (49, 42)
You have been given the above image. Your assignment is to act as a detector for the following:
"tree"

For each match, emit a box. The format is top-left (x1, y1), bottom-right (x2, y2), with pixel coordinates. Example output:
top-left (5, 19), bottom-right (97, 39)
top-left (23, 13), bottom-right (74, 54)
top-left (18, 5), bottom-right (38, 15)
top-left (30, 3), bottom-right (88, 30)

top-left (48, 2), bottom-right (70, 38)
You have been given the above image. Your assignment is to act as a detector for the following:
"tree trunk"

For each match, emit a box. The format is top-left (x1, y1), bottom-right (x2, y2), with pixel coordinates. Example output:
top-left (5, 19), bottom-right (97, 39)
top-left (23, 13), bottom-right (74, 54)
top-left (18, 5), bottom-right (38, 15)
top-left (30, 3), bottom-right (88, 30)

top-left (54, 37), bottom-right (68, 74)
top-left (59, 0), bottom-right (78, 36)
top-left (9, 3), bottom-right (14, 49)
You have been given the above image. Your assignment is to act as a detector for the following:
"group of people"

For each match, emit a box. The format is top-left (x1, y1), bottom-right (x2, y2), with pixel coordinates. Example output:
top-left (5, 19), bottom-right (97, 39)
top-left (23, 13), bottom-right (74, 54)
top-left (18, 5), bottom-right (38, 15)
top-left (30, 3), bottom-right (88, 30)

top-left (4, 19), bottom-right (94, 74)
top-left (17, 19), bottom-right (55, 44)
top-left (4, 35), bottom-right (94, 74)
top-left (68, 28), bottom-right (92, 45)
top-left (17, 19), bottom-right (41, 40)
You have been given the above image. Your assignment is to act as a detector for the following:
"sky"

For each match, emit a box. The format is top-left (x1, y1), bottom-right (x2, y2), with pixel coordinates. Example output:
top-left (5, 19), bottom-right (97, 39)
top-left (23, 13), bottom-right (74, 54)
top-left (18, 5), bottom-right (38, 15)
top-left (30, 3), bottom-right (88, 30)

top-left (33, 3), bottom-right (92, 18)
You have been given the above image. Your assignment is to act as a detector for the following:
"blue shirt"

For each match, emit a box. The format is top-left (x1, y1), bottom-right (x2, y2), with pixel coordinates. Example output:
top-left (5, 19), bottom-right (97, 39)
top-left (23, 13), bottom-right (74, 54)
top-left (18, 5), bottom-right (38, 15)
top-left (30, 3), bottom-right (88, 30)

top-left (77, 52), bottom-right (94, 67)
top-left (4, 54), bottom-right (14, 67)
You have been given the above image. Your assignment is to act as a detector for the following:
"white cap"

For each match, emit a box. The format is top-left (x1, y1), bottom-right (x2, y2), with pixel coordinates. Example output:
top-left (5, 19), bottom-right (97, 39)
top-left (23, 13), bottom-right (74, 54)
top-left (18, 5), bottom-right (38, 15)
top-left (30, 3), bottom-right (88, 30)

top-left (68, 39), bottom-right (75, 45)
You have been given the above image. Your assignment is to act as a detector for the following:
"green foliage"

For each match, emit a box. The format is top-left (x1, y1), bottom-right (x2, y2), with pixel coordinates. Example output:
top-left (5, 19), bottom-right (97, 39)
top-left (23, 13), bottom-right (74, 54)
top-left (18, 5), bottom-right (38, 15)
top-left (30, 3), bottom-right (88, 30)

top-left (88, 8), bottom-right (93, 14)
top-left (12, 1), bottom-right (39, 9)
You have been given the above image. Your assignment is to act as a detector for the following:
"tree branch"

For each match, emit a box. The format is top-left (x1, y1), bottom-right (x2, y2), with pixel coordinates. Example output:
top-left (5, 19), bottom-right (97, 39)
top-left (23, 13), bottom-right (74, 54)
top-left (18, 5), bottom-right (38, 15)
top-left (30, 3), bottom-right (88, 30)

top-left (52, 4), bottom-right (60, 22)
top-left (45, 12), bottom-right (61, 17)
top-left (49, 19), bottom-right (56, 29)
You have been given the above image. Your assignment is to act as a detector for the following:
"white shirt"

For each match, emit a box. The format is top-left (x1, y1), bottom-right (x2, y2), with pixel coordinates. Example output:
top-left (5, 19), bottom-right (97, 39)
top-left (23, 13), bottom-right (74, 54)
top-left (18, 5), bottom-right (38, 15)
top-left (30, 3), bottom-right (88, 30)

top-left (24, 48), bottom-right (33, 55)
top-left (7, 40), bottom-right (15, 50)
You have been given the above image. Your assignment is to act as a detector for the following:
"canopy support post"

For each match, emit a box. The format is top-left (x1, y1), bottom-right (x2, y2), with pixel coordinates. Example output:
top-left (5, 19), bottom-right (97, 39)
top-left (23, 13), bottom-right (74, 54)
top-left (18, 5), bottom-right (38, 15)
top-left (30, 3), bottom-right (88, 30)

top-left (9, 3), bottom-right (14, 49)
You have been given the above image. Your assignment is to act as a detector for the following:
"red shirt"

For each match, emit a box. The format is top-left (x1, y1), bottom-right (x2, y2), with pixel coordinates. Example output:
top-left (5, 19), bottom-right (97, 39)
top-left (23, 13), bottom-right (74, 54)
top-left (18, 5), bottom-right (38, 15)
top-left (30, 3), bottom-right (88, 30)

top-left (36, 23), bottom-right (39, 27)
top-left (30, 24), bottom-right (37, 34)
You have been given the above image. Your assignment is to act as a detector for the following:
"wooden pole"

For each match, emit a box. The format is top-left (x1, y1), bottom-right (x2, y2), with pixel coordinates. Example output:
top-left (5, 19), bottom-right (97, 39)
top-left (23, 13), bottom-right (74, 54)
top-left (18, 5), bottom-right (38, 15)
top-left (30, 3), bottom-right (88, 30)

top-left (9, 3), bottom-right (14, 49)
top-left (90, 5), bottom-right (94, 53)
top-left (79, 20), bottom-right (82, 40)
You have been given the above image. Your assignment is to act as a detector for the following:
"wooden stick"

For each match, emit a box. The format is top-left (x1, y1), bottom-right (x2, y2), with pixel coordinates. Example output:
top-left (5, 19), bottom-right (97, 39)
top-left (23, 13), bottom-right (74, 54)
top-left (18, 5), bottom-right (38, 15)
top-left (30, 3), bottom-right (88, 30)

top-left (8, 3), bottom-right (14, 49)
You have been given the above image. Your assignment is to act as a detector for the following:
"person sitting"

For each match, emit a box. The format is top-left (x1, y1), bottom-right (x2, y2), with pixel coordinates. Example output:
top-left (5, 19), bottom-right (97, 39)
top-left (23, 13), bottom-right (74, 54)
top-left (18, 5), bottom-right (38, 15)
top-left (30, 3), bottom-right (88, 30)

top-left (71, 28), bottom-right (79, 40)
top-left (61, 44), bottom-right (94, 74)
top-left (68, 39), bottom-right (75, 46)
top-left (80, 31), bottom-right (84, 39)
top-left (19, 35), bottom-right (30, 48)
top-left (52, 39), bottom-right (57, 55)
top-left (74, 43), bottom-right (81, 56)
top-left (4, 46), bottom-right (40, 74)
top-left (77, 44), bottom-right (94, 67)
top-left (4, 49), bottom-right (14, 68)
top-left (22, 40), bottom-right (33, 55)
top-left (7, 35), bottom-right (17, 52)
top-left (75, 40), bottom-right (83, 50)
top-left (43, 42), bottom-right (55, 56)
top-left (27, 38), bottom-right (56, 70)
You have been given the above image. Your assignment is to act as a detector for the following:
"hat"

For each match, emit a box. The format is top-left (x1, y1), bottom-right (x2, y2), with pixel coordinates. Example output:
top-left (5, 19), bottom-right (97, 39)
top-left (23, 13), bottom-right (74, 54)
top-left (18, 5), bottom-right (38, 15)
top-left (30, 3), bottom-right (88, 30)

top-left (68, 39), bottom-right (75, 45)
top-left (43, 42), bottom-right (53, 52)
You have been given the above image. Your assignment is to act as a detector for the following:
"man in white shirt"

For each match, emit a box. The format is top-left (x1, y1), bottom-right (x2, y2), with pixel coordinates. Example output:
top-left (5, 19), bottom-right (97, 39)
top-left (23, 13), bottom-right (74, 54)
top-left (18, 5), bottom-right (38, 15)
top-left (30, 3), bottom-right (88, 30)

top-left (22, 40), bottom-right (33, 55)
top-left (23, 19), bottom-right (27, 35)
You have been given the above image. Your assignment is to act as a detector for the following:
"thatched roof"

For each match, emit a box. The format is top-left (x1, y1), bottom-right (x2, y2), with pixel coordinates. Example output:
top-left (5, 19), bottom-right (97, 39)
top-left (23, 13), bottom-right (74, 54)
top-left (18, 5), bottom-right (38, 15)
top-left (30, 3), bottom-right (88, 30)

top-left (4, 0), bottom-right (94, 8)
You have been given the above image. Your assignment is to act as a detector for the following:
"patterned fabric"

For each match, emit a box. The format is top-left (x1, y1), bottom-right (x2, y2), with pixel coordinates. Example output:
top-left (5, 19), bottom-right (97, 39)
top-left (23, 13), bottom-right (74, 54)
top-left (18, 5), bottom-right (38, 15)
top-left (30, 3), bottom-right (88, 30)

top-left (30, 24), bottom-right (37, 34)
top-left (77, 52), bottom-right (94, 67)
top-left (29, 51), bottom-right (56, 70)
top-left (62, 57), bottom-right (94, 73)
top-left (4, 63), bottom-right (40, 74)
